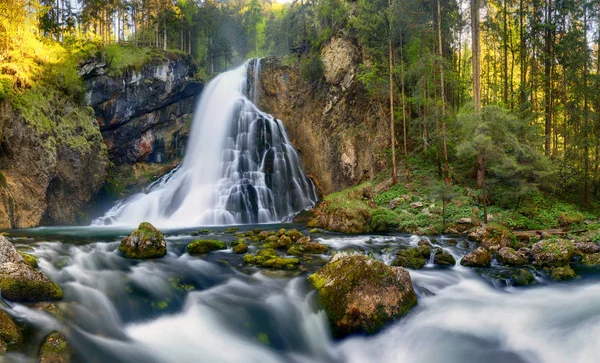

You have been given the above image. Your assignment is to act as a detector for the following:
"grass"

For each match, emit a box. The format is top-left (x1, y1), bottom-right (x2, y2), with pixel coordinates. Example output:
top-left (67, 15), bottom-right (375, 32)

top-left (105, 44), bottom-right (190, 76)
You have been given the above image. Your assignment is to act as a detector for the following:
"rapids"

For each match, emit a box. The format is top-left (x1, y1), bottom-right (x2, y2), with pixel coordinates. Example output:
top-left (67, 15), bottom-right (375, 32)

top-left (94, 60), bottom-right (317, 228)
top-left (3, 226), bottom-right (600, 363)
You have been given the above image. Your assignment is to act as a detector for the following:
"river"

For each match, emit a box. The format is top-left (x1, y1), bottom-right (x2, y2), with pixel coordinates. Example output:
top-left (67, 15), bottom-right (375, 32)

top-left (3, 225), bottom-right (600, 362)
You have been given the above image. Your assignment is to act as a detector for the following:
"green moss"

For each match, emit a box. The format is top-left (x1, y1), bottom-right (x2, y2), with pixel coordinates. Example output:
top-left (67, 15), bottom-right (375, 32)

top-left (187, 240), bottom-right (227, 254)
top-left (18, 251), bottom-right (38, 268)
top-left (370, 208), bottom-right (400, 232)
top-left (392, 248), bottom-right (426, 269)
top-left (433, 250), bottom-right (456, 266)
top-left (0, 275), bottom-right (63, 302)
top-left (256, 332), bottom-right (270, 346)
top-left (309, 228), bottom-right (321, 234)
top-left (0, 310), bottom-right (22, 350)
top-left (233, 243), bottom-right (248, 254)
top-left (39, 331), bottom-right (70, 362)
top-left (582, 253), bottom-right (600, 266)
top-left (198, 229), bottom-right (211, 235)
top-left (243, 249), bottom-right (299, 269)
top-left (287, 245), bottom-right (304, 256)
top-left (224, 227), bottom-right (240, 234)
top-left (119, 222), bottom-right (167, 259)
top-left (550, 266), bottom-right (577, 281)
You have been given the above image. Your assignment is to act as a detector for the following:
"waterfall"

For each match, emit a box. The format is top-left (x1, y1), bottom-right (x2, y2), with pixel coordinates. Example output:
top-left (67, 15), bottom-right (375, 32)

top-left (94, 60), bottom-right (318, 228)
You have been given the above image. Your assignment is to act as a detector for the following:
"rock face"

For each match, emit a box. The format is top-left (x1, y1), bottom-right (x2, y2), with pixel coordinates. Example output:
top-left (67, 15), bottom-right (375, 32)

top-left (308, 254), bottom-right (417, 337)
top-left (0, 310), bottom-right (22, 353)
top-left (119, 222), bottom-right (167, 259)
top-left (0, 236), bottom-right (63, 302)
top-left (0, 99), bottom-right (107, 228)
top-left (39, 331), bottom-right (71, 363)
top-left (255, 37), bottom-right (389, 195)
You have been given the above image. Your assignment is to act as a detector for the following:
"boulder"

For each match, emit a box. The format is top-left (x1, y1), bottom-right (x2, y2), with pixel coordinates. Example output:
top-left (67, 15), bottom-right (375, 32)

top-left (574, 242), bottom-right (599, 255)
top-left (550, 266), bottom-right (577, 281)
top-left (497, 247), bottom-right (529, 267)
top-left (460, 247), bottom-right (492, 267)
top-left (308, 254), bottom-right (417, 337)
top-left (39, 331), bottom-right (71, 363)
top-left (0, 310), bottom-right (22, 352)
top-left (582, 253), bottom-right (600, 266)
top-left (531, 239), bottom-right (574, 268)
top-left (0, 262), bottom-right (63, 302)
top-left (187, 240), bottom-right (227, 254)
top-left (434, 249), bottom-right (456, 266)
top-left (243, 249), bottom-right (299, 269)
top-left (119, 222), bottom-right (167, 259)
top-left (392, 248), bottom-right (427, 269)
top-left (232, 243), bottom-right (248, 254)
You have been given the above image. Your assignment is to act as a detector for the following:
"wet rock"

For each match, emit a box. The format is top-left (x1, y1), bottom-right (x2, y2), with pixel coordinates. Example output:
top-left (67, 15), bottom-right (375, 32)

top-left (550, 266), bottom-right (577, 281)
top-left (308, 254), bottom-right (417, 337)
top-left (0, 238), bottom-right (24, 264)
top-left (288, 241), bottom-right (329, 256)
top-left (263, 235), bottom-right (292, 250)
top-left (479, 268), bottom-right (536, 287)
top-left (39, 331), bottom-right (71, 363)
top-left (460, 247), bottom-right (492, 267)
top-left (119, 222), bottom-right (167, 259)
top-left (512, 269), bottom-right (536, 286)
top-left (392, 248), bottom-right (426, 269)
top-left (417, 240), bottom-right (432, 257)
top-left (581, 253), bottom-right (600, 266)
top-left (243, 249), bottom-right (299, 269)
top-left (283, 229), bottom-right (304, 242)
top-left (0, 262), bottom-right (63, 302)
top-left (497, 247), bottom-right (529, 267)
top-left (19, 251), bottom-right (39, 268)
top-left (187, 240), bottom-right (226, 254)
top-left (309, 229), bottom-right (321, 234)
top-left (574, 242), bottom-right (599, 255)
top-left (232, 243), bottom-right (248, 254)
top-left (0, 310), bottom-right (22, 352)
top-left (531, 239), bottom-right (574, 268)
top-left (434, 249), bottom-right (456, 266)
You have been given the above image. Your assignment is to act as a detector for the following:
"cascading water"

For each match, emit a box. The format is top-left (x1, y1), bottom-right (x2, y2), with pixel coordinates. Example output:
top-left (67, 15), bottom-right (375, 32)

top-left (94, 60), bottom-right (317, 228)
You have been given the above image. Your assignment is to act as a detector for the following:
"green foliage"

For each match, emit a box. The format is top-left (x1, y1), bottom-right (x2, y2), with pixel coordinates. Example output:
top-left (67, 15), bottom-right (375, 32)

top-left (300, 53), bottom-right (324, 83)
top-left (370, 208), bottom-right (400, 232)
top-left (374, 184), bottom-right (410, 206)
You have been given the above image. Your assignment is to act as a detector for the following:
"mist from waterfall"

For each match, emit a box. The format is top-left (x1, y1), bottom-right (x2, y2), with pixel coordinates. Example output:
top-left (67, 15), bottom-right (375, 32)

top-left (93, 59), bottom-right (317, 228)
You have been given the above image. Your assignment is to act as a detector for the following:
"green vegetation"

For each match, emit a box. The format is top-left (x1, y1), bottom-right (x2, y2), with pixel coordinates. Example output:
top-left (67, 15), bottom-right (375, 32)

top-left (187, 240), bottom-right (227, 254)
top-left (119, 222), bottom-right (167, 259)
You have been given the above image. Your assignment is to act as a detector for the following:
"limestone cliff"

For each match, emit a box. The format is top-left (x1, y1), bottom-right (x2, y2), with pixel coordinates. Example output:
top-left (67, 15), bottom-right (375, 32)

top-left (254, 37), bottom-right (389, 196)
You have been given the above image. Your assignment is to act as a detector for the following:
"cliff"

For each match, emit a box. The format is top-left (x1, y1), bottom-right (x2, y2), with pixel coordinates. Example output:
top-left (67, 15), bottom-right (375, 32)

top-left (254, 37), bottom-right (389, 196)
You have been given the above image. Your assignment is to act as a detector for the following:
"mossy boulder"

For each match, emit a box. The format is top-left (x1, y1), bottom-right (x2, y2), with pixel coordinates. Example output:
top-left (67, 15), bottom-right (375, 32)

top-left (39, 331), bottom-right (71, 363)
top-left (0, 262), bottom-right (63, 302)
top-left (232, 243), bottom-right (248, 254)
top-left (550, 266), bottom-right (577, 281)
top-left (581, 253), bottom-right (600, 266)
top-left (308, 254), bottom-right (417, 338)
top-left (460, 247), bottom-right (492, 267)
top-left (284, 229), bottom-right (304, 241)
top-left (287, 241), bottom-right (328, 256)
top-left (187, 240), bottom-right (227, 254)
top-left (0, 237), bottom-right (24, 264)
top-left (392, 248), bottom-right (426, 269)
top-left (433, 249), bottom-right (456, 266)
top-left (263, 235), bottom-right (292, 249)
top-left (496, 247), bottom-right (529, 267)
top-left (574, 242), bottom-right (599, 255)
top-left (0, 310), bottom-right (22, 352)
top-left (531, 239), bottom-right (574, 268)
top-left (118, 222), bottom-right (167, 259)
top-left (18, 251), bottom-right (39, 268)
top-left (512, 269), bottom-right (536, 286)
top-left (417, 240), bottom-right (432, 258)
top-left (243, 249), bottom-right (299, 269)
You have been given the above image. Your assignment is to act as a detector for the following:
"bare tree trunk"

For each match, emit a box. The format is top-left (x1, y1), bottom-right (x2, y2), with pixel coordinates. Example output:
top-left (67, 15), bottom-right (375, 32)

top-left (544, 0), bottom-right (552, 156)
top-left (471, 0), bottom-right (481, 112)
top-left (400, 28), bottom-right (409, 179)
top-left (437, 0), bottom-right (450, 184)
top-left (163, 18), bottom-right (167, 50)
top-left (503, 0), bottom-right (508, 105)
top-left (388, 0), bottom-right (397, 186)
top-left (583, 4), bottom-right (590, 207)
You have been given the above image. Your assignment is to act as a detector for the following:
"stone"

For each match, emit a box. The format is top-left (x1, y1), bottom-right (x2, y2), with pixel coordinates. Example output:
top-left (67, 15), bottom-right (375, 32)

top-left (232, 243), bottom-right (248, 254)
top-left (460, 247), bottom-right (492, 267)
top-left (119, 222), bottom-right (167, 259)
top-left (550, 266), bottom-right (577, 281)
top-left (39, 331), bottom-right (71, 363)
top-left (187, 240), bottom-right (227, 254)
top-left (531, 239), bottom-right (574, 268)
top-left (582, 253), bottom-right (600, 266)
top-left (574, 242), bottom-right (599, 255)
top-left (497, 247), bottom-right (529, 267)
top-left (388, 198), bottom-right (403, 210)
top-left (392, 248), bottom-right (427, 269)
top-left (0, 310), bottom-right (22, 352)
top-left (434, 249), bottom-right (456, 266)
top-left (308, 254), bottom-right (417, 337)
top-left (243, 249), bottom-right (299, 269)
top-left (456, 218), bottom-right (472, 225)
top-left (410, 202), bottom-right (424, 209)
top-left (0, 262), bottom-right (63, 302)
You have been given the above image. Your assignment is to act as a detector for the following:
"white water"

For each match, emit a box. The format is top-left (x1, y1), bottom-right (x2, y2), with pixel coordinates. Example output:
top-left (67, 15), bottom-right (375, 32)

top-left (6, 231), bottom-right (600, 362)
top-left (94, 60), bottom-right (317, 228)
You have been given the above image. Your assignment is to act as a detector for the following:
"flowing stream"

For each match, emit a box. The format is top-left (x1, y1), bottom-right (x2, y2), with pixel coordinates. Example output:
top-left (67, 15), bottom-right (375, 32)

top-left (95, 60), bottom-right (317, 228)
top-left (4, 226), bottom-right (600, 363)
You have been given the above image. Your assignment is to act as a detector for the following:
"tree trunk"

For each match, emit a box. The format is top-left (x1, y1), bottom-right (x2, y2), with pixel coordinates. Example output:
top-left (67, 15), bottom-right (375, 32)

top-left (544, 0), bottom-right (552, 156)
top-left (477, 152), bottom-right (488, 223)
top-left (583, 3), bottom-right (590, 207)
top-left (437, 0), bottom-right (450, 184)
top-left (471, 0), bottom-right (481, 113)
top-left (389, 0), bottom-right (397, 186)
top-left (503, 0), bottom-right (508, 105)
top-left (400, 28), bottom-right (409, 179)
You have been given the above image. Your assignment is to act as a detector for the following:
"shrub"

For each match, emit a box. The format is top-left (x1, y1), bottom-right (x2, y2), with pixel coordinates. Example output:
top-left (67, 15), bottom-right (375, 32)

top-left (300, 53), bottom-right (324, 83)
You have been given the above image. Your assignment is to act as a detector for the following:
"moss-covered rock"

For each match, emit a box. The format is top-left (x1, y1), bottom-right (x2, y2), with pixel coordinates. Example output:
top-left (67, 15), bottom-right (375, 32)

top-left (460, 247), bottom-right (492, 267)
top-left (369, 208), bottom-right (400, 232)
top-left (512, 269), bottom-right (536, 286)
top-left (19, 251), bottom-right (39, 268)
top-left (550, 266), bottom-right (577, 281)
top-left (232, 243), bottom-right (248, 254)
top-left (433, 249), bottom-right (456, 266)
top-left (574, 242), bottom-right (599, 255)
top-left (243, 249), bottom-right (299, 269)
top-left (0, 262), bottom-right (63, 302)
top-left (392, 248), bottom-right (426, 269)
top-left (39, 331), bottom-right (71, 363)
top-left (284, 229), bottom-right (304, 241)
top-left (496, 247), bottom-right (529, 267)
top-left (118, 222), bottom-right (167, 259)
top-left (582, 253), bottom-right (600, 266)
top-left (308, 254), bottom-right (417, 338)
top-left (531, 238), bottom-right (574, 268)
top-left (417, 240), bottom-right (432, 258)
top-left (0, 310), bottom-right (22, 352)
top-left (187, 240), bottom-right (226, 254)
top-left (263, 235), bottom-right (292, 250)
